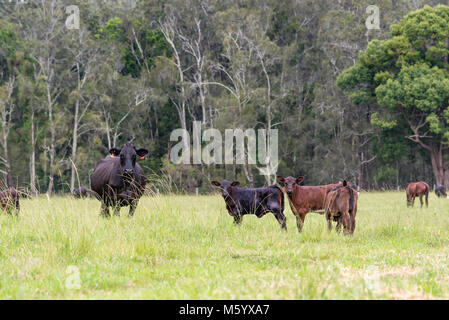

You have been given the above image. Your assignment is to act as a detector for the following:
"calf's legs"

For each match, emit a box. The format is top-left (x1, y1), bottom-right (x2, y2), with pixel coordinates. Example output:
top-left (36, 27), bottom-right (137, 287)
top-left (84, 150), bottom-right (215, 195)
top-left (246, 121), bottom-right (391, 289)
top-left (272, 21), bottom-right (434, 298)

top-left (233, 209), bottom-right (243, 225)
top-left (295, 210), bottom-right (307, 233)
top-left (100, 203), bottom-right (110, 218)
top-left (129, 200), bottom-right (138, 217)
top-left (113, 206), bottom-right (121, 217)
top-left (272, 210), bottom-right (287, 230)
top-left (326, 214), bottom-right (332, 232)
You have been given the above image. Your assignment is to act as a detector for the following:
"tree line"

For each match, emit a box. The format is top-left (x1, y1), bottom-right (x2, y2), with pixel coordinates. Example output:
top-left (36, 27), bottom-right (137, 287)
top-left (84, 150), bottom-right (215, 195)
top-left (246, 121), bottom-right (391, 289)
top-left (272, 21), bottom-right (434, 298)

top-left (0, 0), bottom-right (447, 195)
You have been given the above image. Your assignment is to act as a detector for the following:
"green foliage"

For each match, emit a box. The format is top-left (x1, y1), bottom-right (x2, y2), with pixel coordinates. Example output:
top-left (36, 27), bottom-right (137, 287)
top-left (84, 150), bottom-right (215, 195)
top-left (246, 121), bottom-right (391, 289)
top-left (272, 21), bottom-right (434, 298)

top-left (338, 4), bottom-right (449, 183)
top-left (0, 0), bottom-right (446, 192)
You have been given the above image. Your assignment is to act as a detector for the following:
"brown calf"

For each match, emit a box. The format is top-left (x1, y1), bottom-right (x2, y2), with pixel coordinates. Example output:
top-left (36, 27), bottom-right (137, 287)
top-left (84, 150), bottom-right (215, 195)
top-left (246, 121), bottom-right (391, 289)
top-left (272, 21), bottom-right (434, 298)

top-left (0, 187), bottom-right (20, 216)
top-left (277, 176), bottom-right (339, 232)
top-left (406, 181), bottom-right (429, 208)
top-left (324, 180), bottom-right (358, 235)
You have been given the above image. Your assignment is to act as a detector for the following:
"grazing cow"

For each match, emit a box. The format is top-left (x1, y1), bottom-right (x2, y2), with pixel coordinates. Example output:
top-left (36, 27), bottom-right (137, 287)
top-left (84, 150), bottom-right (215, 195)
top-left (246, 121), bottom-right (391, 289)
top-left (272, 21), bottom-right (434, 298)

top-left (17, 188), bottom-right (31, 199)
top-left (211, 180), bottom-right (286, 230)
top-left (435, 184), bottom-right (447, 198)
top-left (406, 181), bottom-right (429, 208)
top-left (324, 180), bottom-right (358, 235)
top-left (0, 187), bottom-right (19, 215)
top-left (276, 176), bottom-right (340, 233)
top-left (91, 143), bottom-right (148, 217)
top-left (73, 186), bottom-right (88, 199)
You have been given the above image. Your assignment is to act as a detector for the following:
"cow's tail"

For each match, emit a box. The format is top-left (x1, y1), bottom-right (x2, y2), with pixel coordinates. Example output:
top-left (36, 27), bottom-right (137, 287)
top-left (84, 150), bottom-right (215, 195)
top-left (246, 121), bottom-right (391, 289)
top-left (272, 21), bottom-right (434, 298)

top-left (425, 183), bottom-right (429, 207)
top-left (348, 187), bottom-right (354, 215)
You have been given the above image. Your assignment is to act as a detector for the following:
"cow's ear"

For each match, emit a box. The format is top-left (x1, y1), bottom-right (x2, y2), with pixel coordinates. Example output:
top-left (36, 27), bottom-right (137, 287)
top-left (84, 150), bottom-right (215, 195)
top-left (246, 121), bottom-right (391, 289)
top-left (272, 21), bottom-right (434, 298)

top-left (277, 176), bottom-right (285, 183)
top-left (296, 176), bottom-right (304, 185)
top-left (211, 181), bottom-right (221, 187)
top-left (136, 148), bottom-right (149, 159)
top-left (231, 181), bottom-right (240, 187)
top-left (109, 148), bottom-right (121, 157)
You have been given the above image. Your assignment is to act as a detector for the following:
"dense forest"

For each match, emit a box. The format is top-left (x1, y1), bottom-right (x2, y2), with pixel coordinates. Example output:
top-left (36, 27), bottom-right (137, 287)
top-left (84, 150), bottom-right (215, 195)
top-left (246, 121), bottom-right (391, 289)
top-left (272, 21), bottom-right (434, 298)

top-left (0, 0), bottom-right (448, 195)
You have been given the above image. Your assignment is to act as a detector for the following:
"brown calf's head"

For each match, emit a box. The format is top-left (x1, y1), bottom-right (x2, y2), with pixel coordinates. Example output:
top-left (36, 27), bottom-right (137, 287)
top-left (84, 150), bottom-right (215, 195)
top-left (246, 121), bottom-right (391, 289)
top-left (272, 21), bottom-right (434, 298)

top-left (277, 176), bottom-right (304, 196)
top-left (211, 180), bottom-right (240, 199)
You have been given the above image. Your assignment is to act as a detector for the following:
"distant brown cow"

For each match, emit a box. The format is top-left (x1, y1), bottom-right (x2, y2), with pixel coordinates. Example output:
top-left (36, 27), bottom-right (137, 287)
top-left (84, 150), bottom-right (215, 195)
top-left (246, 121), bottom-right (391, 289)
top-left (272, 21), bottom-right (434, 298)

top-left (277, 176), bottom-right (340, 232)
top-left (0, 187), bottom-right (20, 216)
top-left (324, 180), bottom-right (358, 235)
top-left (406, 181), bottom-right (429, 208)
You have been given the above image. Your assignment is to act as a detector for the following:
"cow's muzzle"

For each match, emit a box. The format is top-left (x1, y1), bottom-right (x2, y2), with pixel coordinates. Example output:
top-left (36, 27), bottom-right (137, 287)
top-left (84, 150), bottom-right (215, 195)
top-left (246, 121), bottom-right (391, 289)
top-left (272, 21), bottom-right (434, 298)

top-left (124, 168), bottom-right (134, 175)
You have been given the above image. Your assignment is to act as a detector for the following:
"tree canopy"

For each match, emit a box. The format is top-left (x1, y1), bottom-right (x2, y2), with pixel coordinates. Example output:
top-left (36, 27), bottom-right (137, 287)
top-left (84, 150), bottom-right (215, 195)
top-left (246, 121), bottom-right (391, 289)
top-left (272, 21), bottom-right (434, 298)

top-left (338, 5), bottom-right (449, 186)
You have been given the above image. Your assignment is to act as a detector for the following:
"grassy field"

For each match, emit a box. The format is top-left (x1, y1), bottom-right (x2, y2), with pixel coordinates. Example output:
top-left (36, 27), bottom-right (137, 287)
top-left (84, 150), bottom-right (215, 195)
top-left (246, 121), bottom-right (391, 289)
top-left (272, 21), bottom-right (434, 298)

top-left (1, 191), bottom-right (449, 299)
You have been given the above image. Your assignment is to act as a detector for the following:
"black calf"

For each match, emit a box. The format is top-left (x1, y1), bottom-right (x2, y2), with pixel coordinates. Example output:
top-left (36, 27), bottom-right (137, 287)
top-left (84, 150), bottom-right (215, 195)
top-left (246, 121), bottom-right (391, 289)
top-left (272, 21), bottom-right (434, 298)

top-left (435, 185), bottom-right (447, 198)
top-left (211, 180), bottom-right (286, 230)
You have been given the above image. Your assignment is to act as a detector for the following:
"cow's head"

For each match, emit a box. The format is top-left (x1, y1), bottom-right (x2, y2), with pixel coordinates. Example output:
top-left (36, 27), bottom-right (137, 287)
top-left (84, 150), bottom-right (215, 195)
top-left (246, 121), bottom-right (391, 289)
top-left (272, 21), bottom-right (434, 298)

top-left (109, 143), bottom-right (148, 178)
top-left (277, 175), bottom-right (304, 196)
top-left (211, 180), bottom-right (240, 199)
top-left (406, 192), bottom-right (413, 207)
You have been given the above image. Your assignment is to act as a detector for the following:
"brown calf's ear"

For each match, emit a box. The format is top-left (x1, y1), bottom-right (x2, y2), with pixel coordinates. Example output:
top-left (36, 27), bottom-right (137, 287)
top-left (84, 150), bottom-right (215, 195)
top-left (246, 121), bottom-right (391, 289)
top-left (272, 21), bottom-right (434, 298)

top-left (277, 175), bottom-right (285, 183)
top-left (109, 148), bottom-right (121, 157)
top-left (296, 176), bottom-right (304, 185)
top-left (136, 148), bottom-right (149, 159)
top-left (231, 181), bottom-right (240, 187)
top-left (211, 181), bottom-right (221, 187)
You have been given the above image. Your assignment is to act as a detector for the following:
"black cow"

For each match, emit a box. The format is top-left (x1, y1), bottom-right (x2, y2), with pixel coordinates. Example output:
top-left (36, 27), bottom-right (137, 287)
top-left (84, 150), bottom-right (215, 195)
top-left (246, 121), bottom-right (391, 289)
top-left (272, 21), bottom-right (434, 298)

top-left (0, 187), bottom-right (20, 215)
top-left (435, 185), bottom-right (447, 198)
top-left (211, 180), bottom-right (286, 230)
top-left (91, 143), bottom-right (148, 217)
top-left (73, 186), bottom-right (88, 199)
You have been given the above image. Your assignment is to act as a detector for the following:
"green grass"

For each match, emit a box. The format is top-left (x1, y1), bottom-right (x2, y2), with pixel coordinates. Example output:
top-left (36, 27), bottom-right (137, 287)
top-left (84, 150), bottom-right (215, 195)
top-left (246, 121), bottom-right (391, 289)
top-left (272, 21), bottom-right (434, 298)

top-left (1, 191), bottom-right (449, 299)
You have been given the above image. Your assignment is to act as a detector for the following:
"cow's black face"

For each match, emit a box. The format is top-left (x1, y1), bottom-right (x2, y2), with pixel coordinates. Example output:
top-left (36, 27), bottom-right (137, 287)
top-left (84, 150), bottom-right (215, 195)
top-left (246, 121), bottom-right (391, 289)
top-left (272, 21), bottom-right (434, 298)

top-left (211, 180), bottom-right (240, 199)
top-left (109, 143), bottom-right (148, 178)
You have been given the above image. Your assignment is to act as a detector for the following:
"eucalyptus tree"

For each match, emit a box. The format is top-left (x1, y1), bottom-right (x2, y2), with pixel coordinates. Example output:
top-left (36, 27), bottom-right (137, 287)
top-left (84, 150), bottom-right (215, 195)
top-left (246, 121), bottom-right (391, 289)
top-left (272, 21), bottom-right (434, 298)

top-left (338, 5), bottom-right (449, 186)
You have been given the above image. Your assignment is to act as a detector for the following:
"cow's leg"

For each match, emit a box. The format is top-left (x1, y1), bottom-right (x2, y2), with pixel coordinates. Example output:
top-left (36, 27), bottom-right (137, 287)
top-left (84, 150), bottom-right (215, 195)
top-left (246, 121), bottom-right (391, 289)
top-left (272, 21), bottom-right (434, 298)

top-left (6, 204), bottom-right (12, 216)
top-left (13, 200), bottom-right (19, 217)
top-left (343, 213), bottom-right (352, 236)
top-left (326, 213), bottom-right (332, 232)
top-left (295, 210), bottom-right (307, 233)
top-left (233, 213), bottom-right (243, 225)
top-left (335, 216), bottom-right (342, 233)
top-left (100, 202), bottom-right (110, 218)
top-left (129, 200), bottom-right (138, 217)
top-left (350, 214), bottom-right (356, 234)
top-left (419, 195), bottom-right (423, 208)
top-left (113, 205), bottom-right (121, 217)
top-left (272, 209), bottom-right (287, 230)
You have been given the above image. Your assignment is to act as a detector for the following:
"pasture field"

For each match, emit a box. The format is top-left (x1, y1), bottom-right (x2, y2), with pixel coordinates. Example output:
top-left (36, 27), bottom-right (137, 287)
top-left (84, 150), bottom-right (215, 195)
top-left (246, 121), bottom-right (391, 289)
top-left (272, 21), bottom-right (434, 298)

top-left (1, 191), bottom-right (449, 299)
